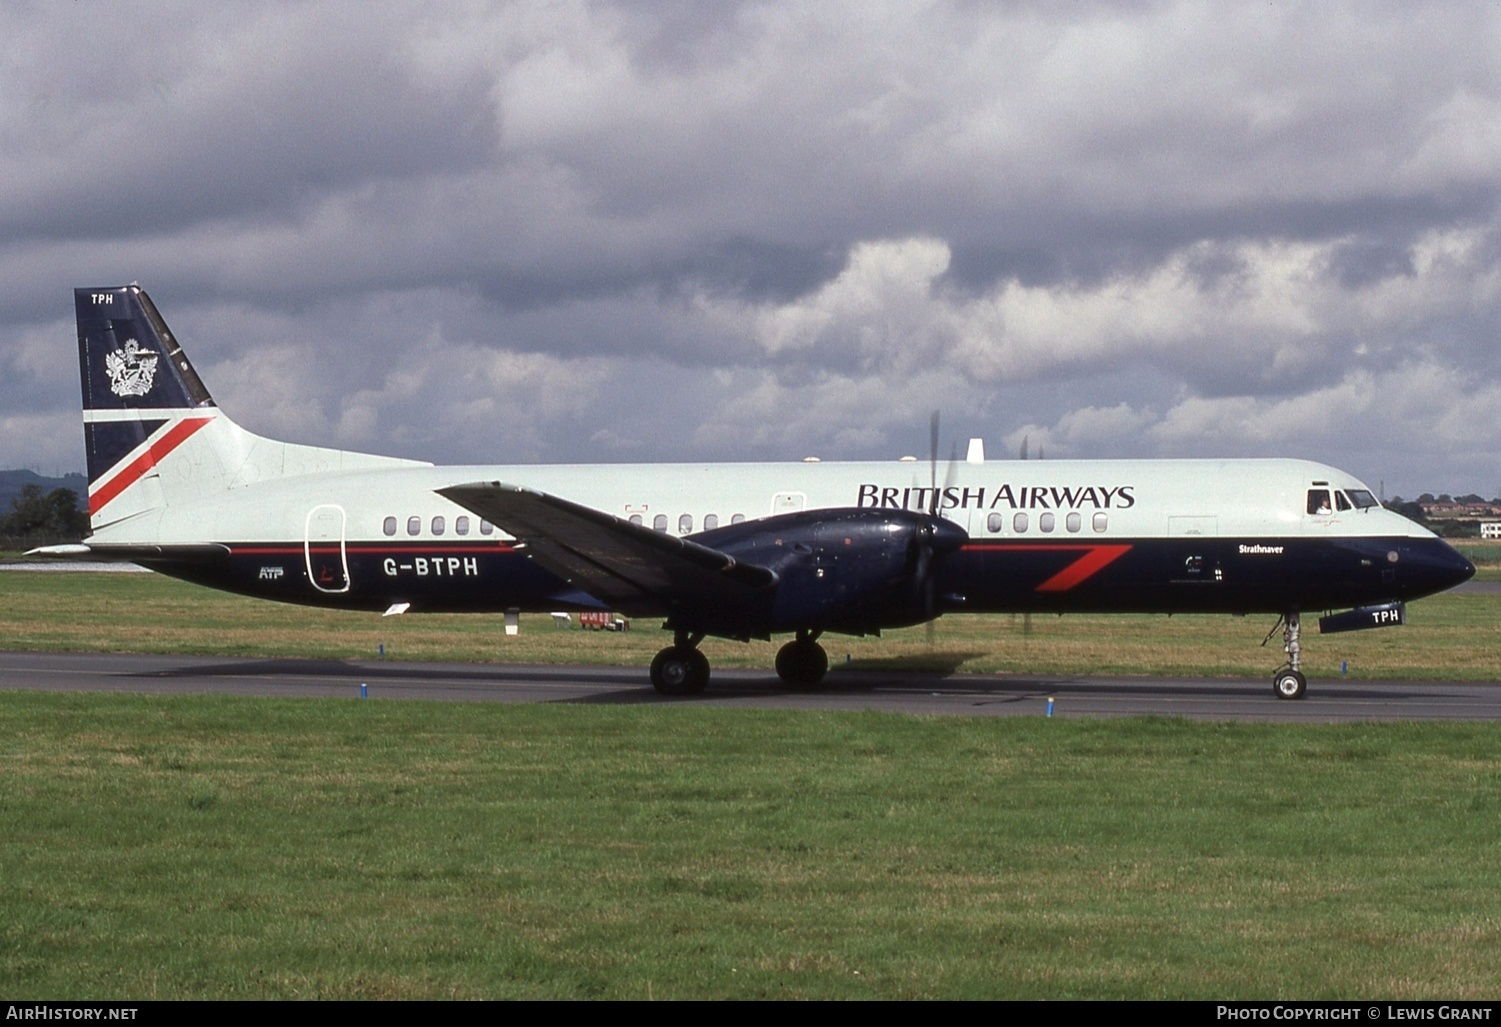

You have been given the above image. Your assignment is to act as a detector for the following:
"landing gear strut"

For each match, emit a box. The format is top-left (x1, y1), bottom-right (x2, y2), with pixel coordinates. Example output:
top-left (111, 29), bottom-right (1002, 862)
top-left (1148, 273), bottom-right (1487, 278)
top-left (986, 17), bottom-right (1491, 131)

top-left (1272, 612), bottom-right (1307, 700)
top-left (650, 629), bottom-right (709, 696)
top-left (775, 630), bottom-right (828, 688)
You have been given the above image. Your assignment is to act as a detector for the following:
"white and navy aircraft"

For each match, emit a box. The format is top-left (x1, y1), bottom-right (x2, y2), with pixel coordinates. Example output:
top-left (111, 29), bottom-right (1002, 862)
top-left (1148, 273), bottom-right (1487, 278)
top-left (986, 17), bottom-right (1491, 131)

top-left (36, 284), bottom-right (1475, 699)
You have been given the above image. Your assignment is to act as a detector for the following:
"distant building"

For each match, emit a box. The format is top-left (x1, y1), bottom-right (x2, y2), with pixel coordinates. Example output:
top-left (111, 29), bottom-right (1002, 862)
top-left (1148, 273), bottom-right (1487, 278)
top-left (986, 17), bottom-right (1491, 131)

top-left (1482, 522), bottom-right (1501, 540)
top-left (1420, 501), bottom-right (1501, 520)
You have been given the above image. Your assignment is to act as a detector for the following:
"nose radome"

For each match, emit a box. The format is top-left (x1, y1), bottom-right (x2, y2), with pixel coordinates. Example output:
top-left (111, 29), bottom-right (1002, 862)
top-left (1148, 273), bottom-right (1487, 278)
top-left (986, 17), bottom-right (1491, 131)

top-left (1403, 539), bottom-right (1475, 599)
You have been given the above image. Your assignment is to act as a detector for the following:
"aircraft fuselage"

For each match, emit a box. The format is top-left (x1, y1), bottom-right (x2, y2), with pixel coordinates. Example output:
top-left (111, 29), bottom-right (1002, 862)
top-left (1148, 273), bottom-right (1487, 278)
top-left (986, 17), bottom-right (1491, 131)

top-left (115, 456), bottom-right (1469, 626)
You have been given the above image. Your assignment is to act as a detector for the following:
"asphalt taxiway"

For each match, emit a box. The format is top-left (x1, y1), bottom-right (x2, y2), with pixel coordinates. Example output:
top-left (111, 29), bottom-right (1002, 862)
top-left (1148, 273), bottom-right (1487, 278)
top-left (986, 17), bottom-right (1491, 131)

top-left (2, 650), bottom-right (1500, 722)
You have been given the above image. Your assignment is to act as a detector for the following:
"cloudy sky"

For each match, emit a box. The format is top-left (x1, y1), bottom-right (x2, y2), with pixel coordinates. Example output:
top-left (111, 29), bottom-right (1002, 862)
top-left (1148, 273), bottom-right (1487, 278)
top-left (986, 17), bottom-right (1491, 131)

top-left (4, 1), bottom-right (1499, 497)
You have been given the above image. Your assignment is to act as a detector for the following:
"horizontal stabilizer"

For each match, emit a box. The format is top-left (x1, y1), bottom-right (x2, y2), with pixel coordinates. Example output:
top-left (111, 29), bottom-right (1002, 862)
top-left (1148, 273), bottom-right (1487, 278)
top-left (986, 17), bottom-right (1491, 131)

top-left (26, 542), bottom-right (231, 563)
top-left (438, 481), bottom-right (776, 616)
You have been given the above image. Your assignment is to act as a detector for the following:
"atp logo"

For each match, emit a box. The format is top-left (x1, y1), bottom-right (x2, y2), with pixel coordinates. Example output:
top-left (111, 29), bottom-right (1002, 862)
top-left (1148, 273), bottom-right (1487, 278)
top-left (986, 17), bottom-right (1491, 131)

top-left (104, 339), bottom-right (159, 397)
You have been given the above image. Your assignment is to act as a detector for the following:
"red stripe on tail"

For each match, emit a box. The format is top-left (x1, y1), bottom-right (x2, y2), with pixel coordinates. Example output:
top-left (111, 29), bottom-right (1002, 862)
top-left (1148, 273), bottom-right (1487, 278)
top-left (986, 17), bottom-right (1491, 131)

top-left (88, 415), bottom-right (214, 516)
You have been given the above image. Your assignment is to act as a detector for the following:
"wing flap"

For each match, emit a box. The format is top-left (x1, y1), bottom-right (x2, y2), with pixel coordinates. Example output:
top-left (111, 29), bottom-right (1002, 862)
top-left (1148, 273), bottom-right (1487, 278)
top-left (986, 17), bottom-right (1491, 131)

top-left (437, 482), bottom-right (776, 615)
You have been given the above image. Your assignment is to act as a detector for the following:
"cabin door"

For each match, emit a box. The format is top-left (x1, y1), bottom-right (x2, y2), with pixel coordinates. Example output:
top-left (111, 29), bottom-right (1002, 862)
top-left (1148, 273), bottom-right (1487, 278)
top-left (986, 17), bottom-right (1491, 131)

top-left (304, 504), bottom-right (350, 594)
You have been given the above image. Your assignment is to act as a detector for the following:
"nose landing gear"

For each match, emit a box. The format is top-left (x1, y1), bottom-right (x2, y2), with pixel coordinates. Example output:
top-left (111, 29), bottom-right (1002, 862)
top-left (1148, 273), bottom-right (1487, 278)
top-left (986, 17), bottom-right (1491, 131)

top-left (1271, 612), bottom-right (1307, 700)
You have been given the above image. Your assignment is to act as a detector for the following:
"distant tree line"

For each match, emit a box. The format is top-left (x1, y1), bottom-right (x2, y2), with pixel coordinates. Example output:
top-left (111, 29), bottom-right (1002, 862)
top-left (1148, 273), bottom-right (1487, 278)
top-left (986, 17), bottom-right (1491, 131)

top-left (1413, 493), bottom-right (1498, 504)
top-left (1383, 498), bottom-right (1429, 526)
top-left (0, 484), bottom-right (89, 548)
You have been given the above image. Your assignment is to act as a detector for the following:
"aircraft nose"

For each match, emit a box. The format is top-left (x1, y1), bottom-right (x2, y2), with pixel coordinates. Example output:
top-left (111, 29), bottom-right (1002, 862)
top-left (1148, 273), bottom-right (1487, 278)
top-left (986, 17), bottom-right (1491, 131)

top-left (1400, 539), bottom-right (1475, 599)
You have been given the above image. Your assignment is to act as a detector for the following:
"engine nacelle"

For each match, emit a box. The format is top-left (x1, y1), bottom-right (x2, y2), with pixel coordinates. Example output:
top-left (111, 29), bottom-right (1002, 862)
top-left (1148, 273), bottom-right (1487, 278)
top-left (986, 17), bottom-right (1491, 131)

top-left (699, 507), bottom-right (967, 634)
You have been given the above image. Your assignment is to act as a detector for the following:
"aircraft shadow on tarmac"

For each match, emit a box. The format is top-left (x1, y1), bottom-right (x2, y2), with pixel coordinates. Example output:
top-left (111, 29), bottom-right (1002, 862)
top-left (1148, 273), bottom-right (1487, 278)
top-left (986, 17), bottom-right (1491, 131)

top-left (125, 656), bottom-right (1425, 706)
top-left (622, 673), bottom-right (1427, 705)
top-left (829, 651), bottom-right (990, 676)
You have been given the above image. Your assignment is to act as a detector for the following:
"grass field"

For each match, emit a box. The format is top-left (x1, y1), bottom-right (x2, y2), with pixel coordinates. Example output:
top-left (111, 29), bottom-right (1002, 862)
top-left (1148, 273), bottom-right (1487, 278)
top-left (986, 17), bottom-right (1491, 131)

top-left (1451, 541), bottom-right (1501, 570)
top-left (0, 569), bottom-right (1496, 681)
top-left (4, 692), bottom-right (1501, 999)
top-left (2, 568), bottom-right (1498, 998)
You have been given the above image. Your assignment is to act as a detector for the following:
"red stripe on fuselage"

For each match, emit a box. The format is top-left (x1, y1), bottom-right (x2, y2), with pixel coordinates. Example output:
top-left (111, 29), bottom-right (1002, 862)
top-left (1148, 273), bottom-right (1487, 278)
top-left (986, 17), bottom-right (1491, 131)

top-left (963, 542), bottom-right (1133, 591)
top-left (88, 415), bottom-right (214, 516)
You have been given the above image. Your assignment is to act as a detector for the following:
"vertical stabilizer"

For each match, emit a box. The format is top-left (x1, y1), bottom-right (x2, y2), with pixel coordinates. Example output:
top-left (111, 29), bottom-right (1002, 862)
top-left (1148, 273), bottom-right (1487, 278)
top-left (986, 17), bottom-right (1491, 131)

top-left (75, 284), bottom-right (431, 537)
top-left (75, 285), bottom-right (242, 529)
top-left (77, 286), bottom-right (214, 415)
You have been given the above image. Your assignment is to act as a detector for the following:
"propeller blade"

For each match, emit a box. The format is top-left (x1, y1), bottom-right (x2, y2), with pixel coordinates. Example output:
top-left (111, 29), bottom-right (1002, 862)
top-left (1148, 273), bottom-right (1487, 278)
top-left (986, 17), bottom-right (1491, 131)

top-left (914, 412), bottom-right (966, 637)
top-left (929, 410), bottom-right (940, 514)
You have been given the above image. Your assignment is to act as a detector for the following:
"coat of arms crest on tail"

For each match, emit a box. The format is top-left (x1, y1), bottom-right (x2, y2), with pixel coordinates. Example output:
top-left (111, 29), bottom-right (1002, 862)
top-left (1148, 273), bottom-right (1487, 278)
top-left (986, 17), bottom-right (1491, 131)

top-left (104, 339), bottom-right (158, 397)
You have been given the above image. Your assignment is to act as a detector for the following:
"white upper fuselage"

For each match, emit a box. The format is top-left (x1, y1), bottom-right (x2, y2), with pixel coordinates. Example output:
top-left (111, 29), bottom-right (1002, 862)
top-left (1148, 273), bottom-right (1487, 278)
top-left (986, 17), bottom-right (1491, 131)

top-left (94, 439), bottom-right (1432, 548)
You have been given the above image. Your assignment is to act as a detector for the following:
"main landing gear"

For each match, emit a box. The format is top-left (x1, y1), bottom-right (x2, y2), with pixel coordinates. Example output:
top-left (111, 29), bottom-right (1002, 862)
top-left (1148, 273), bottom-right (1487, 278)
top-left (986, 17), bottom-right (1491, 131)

top-left (649, 629), bottom-right (832, 695)
top-left (775, 630), bottom-right (828, 688)
top-left (650, 629), bottom-right (709, 696)
top-left (1272, 611), bottom-right (1307, 701)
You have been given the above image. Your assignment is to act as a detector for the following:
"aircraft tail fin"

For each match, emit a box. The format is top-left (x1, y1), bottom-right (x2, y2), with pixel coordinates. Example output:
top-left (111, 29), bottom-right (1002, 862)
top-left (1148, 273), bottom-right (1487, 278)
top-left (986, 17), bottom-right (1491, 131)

top-left (77, 285), bottom-right (215, 416)
top-left (76, 285), bottom-right (244, 530)
top-left (75, 284), bottom-right (428, 536)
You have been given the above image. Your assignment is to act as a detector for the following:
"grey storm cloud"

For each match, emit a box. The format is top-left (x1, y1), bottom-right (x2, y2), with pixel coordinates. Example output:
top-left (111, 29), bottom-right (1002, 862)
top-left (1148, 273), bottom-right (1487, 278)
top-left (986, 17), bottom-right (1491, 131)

top-left (1, 0), bottom-right (1499, 496)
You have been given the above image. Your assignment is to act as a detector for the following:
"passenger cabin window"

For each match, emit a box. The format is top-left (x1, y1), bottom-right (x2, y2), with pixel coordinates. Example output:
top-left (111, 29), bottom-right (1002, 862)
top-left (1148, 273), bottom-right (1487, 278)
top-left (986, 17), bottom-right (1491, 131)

top-left (704, 514), bottom-right (719, 531)
top-left (1013, 512), bottom-right (1028, 533)
top-left (1066, 512), bottom-right (1082, 533)
top-left (432, 516), bottom-right (445, 536)
top-left (678, 514), bottom-right (692, 533)
top-left (987, 512), bottom-right (1004, 533)
top-left (1039, 512), bottom-right (1056, 533)
top-left (479, 520), bottom-right (493, 535)
top-left (1093, 512), bottom-right (1108, 533)
top-left (407, 516), bottom-right (421, 536)
top-left (383, 516), bottom-right (397, 536)
top-left (653, 514), bottom-right (668, 532)
top-left (731, 514), bottom-right (746, 525)
top-left (629, 514), bottom-right (643, 526)
top-left (1307, 489), bottom-right (1332, 515)
top-left (456, 516), bottom-right (470, 535)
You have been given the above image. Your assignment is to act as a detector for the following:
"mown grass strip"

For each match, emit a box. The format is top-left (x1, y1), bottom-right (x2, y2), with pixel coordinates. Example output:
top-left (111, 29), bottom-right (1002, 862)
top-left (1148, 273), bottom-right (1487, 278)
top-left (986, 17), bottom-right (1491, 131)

top-left (2, 692), bottom-right (1500, 999)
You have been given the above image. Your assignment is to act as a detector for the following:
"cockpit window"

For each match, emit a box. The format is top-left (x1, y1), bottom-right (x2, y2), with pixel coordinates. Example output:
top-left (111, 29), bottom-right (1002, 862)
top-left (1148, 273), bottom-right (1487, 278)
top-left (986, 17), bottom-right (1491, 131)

top-left (1346, 489), bottom-right (1379, 510)
top-left (1335, 491), bottom-right (1351, 512)
top-left (1307, 489), bottom-right (1332, 515)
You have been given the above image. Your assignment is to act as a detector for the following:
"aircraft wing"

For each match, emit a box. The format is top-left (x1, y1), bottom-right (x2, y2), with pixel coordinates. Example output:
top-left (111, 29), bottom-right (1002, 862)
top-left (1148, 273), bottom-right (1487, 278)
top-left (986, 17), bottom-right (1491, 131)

top-left (437, 482), bottom-right (777, 616)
